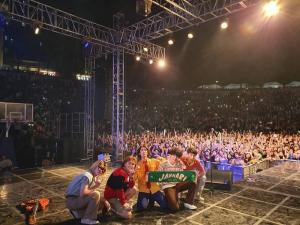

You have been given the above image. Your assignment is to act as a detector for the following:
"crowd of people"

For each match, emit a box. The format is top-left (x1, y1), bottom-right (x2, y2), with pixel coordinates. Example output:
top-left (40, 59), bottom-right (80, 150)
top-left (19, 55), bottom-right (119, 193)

top-left (96, 131), bottom-right (300, 166)
top-left (96, 87), bottom-right (300, 167)
top-left (1, 69), bottom-right (300, 169)
top-left (125, 88), bottom-right (300, 132)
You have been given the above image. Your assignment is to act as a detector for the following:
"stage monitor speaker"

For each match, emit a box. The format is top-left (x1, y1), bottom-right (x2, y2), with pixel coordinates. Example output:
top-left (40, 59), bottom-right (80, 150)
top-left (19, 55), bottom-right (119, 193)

top-left (205, 169), bottom-right (233, 191)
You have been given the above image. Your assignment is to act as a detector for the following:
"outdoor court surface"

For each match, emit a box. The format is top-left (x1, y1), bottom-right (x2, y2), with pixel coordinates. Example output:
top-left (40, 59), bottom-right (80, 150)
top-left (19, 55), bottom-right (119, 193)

top-left (1, 161), bottom-right (299, 225)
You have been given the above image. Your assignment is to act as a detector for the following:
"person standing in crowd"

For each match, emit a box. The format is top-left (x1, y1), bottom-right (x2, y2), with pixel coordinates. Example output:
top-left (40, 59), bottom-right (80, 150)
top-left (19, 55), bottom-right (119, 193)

top-left (158, 148), bottom-right (197, 211)
top-left (104, 156), bottom-right (137, 219)
top-left (65, 160), bottom-right (109, 225)
top-left (134, 146), bottom-right (167, 211)
top-left (180, 148), bottom-right (206, 202)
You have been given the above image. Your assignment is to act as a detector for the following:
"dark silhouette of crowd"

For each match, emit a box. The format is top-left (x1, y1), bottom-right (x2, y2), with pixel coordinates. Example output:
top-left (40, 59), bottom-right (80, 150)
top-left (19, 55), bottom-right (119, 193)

top-left (0, 69), bottom-right (84, 168)
top-left (125, 88), bottom-right (300, 133)
top-left (0, 69), bottom-right (83, 131)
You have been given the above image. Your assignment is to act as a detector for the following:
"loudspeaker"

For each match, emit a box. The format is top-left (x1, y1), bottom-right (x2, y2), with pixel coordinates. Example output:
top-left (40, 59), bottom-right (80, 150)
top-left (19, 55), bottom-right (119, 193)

top-left (205, 169), bottom-right (233, 190)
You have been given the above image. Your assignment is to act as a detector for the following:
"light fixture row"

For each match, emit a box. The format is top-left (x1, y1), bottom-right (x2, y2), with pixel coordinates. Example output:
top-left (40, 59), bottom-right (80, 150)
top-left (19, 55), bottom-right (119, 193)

top-left (135, 56), bottom-right (165, 68)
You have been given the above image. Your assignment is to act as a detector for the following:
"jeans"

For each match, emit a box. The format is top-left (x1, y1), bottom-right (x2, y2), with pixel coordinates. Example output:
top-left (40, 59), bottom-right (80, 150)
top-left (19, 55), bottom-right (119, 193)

top-left (137, 191), bottom-right (167, 211)
top-left (163, 181), bottom-right (196, 212)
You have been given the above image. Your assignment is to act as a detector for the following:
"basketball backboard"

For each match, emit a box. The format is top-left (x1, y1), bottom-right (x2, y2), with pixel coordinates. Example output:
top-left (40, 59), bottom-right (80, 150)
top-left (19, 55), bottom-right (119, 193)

top-left (0, 102), bottom-right (33, 123)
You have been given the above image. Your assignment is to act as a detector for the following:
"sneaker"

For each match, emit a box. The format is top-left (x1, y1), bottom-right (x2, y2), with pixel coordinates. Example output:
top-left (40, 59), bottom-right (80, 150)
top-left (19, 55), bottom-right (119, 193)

top-left (183, 203), bottom-right (197, 210)
top-left (196, 194), bottom-right (205, 202)
top-left (199, 196), bottom-right (205, 203)
top-left (69, 210), bottom-right (80, 219)
top-left (80, 218), bottom-right (100, 225)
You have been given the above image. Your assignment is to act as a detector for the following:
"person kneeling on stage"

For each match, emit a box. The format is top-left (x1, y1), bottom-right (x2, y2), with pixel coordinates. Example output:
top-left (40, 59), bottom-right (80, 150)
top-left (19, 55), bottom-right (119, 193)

top-left (65, 160), bottom-right (109, 225)
top-left (104, 156), bottom-right (137, 219)
top-left (134, 146), bottom-right (167, 211)
top-left (181, 147), bottom-right (206, 202)
top-left (158, 148), bottom-right (197, 211)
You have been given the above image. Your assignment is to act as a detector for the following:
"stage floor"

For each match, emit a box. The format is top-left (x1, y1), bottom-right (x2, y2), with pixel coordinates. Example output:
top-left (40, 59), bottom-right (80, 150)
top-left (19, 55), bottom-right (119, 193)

top-left (1, 161), bottom-right (300, 225)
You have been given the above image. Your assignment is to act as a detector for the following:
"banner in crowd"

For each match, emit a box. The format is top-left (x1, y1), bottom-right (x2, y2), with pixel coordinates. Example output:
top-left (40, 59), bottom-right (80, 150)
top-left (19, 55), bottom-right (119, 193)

top-left (148, 171), bottom-right (196, 182)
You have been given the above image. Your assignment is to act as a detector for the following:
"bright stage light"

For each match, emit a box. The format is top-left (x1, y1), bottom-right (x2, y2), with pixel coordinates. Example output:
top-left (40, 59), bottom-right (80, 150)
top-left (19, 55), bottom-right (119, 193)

top-left (84, 42), bottom-right (90, 48)
top-left (187, 33), bottom-right (194, 39)
top-left (149, 59), bottom-right (153, 64)
top-left (34, 27), bottom-right (40, 35)
top-left (263, 1), bottom-right (280, 17)
top-left (143, 47), bottom-right (148, 52)
top-left (136, 56), bottom-right (141, 61)
top-left (158, 59), bottom-right (166, 68)
top-left (168, 39), bottom-right (174, 45)
top-left (220, 21), bottom-right (228, 30)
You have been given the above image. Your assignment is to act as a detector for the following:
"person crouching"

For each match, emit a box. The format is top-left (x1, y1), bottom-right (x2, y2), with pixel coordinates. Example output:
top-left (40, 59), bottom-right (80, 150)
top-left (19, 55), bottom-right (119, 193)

top-left (158, 148), bottom-right (197, 211)
top-left (134, 146), bottom-right (167, 211)
top-left (65, 160), bottom-right (109, 225)
top-left (104, 156), bottom-right (137, 219)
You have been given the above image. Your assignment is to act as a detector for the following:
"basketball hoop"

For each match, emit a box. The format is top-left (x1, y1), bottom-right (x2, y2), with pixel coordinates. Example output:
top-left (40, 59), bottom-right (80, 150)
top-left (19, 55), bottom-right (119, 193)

top-left (0, 102), bottom-right (34, 137)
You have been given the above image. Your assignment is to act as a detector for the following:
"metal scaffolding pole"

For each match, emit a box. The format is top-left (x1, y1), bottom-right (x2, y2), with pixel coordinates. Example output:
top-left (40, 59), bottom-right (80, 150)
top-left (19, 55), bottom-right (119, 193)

top-left (112, 49), bottom-right (125, 162)
top-left (84, 56), bottom-right (95, 160)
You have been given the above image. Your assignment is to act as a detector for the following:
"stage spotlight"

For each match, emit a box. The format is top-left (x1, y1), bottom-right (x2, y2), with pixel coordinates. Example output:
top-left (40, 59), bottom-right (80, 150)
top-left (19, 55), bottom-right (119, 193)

top-left (149, 59), bottom-right (153, 64)
top-left (143, 47), bottom-right (148, 52)
top-left (187, 33), bottom-right (194, 39)
top-left (136, 56), bottom-right (141, 61)
top-left (158, 59), bottom-right (165, 68)
top-left (84, 42), bottom-right (90, 48)
top-left (263, 1), bottom-right (280, 17)
top-left (220, 21), bottom-right (228, 30)
top-left (168, 39), bottom-right (174, 45)
top-left (34, 27), bottom-right (40, 35)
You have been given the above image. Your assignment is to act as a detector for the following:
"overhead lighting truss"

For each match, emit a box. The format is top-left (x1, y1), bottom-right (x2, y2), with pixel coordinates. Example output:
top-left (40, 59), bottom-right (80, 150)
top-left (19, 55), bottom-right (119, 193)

top-left (124, 0), bottom-right (261, 42)
top-left (0, 0), bottom-right (165, 60)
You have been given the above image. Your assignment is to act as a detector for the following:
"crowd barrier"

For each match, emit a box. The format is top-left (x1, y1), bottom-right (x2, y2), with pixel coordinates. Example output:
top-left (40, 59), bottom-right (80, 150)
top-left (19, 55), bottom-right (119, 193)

top-left (202, 159), bottom-right (299, 183)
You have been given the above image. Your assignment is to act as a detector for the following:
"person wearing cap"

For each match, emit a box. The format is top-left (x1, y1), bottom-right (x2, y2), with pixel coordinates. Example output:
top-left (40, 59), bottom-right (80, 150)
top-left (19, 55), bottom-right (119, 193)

top-left (158, 147), bottom-right (197, 211)
top-left (65, 160), bottom-right (109, 225)
top-left (134, 146), bottom-right (167, 211)
top-left (104, 156), bottom-right (137, 219)
top-left (180, 147), bottom-right (206, 202)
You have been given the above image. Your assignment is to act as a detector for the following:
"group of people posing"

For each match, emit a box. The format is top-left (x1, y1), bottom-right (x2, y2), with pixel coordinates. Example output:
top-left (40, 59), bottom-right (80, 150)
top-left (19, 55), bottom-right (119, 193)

top-left (65, 147), bottom-right (206, 225)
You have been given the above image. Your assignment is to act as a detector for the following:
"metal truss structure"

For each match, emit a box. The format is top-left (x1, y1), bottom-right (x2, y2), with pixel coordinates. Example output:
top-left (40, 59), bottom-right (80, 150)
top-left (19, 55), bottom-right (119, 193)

top-left (0, 0), bottom-right (165, 60)
top-left (84, 56), bottom-right (96, 160)
top-left (0, 0), bottom-right (261, 161)
top-left (124, 0), bottom-right (261, 41)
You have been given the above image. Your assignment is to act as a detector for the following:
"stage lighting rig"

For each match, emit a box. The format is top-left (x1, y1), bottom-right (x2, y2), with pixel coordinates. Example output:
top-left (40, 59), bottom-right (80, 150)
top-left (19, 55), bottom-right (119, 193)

top-left (168, 39), bottom-right (174, 45)
top-left (263, 0), bottom-right (280, 17)
top-left (220, 21), bottom-right (229, 30)
top-left (187, 32), bottom-right (194, 39)
top-left (136, 0), bottom-right (153, 17)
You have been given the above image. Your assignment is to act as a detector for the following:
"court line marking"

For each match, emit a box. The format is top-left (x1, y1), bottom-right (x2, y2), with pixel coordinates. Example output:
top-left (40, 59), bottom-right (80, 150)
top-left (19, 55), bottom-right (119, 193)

top-left (254, 196), bottom-right (290, 225)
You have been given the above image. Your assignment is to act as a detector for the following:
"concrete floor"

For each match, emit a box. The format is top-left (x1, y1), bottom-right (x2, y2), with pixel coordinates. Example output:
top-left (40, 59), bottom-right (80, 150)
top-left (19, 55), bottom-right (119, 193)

top-left (0, 161), bottom-right (299, 225)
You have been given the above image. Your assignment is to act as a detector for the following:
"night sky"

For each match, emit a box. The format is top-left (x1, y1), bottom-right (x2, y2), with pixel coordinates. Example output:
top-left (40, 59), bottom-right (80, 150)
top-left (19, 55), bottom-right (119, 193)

top-left (6, 0), bottom-right (300, 88)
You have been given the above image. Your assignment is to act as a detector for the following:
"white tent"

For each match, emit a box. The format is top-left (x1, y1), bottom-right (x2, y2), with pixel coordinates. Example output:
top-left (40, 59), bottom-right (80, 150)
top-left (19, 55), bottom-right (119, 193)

top-left (263, 82), bottom-right (283, 88)
top-left (199, 84), bottom-right (222, 89)
top-left (224, 83), bottom-right (248, 89)
top-left (286, 81), bottom-right (300, 87)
